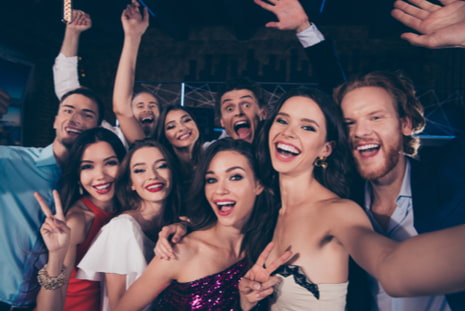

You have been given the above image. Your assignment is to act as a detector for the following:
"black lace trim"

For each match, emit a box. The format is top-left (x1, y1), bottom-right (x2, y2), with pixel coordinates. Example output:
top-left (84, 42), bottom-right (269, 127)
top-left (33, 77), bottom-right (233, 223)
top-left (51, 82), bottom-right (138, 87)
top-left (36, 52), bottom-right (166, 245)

top-left (273, 264), bottom-right (320, 300)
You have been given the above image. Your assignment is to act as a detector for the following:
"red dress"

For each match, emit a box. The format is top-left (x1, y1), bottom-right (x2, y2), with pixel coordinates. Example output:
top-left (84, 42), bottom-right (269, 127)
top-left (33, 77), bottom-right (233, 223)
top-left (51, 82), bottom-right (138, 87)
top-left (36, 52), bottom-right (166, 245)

top-left (63, 197), bottom-right (113, 311)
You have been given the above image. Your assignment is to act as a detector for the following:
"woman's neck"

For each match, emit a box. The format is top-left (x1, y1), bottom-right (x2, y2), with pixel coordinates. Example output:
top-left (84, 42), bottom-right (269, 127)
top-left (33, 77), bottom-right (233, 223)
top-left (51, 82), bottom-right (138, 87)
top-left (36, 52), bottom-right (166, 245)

top-left (173, 145), bottom-right (193, 163)
top-left (131, 200), bottom-right (165, 240)
top-left (208, 223), bottom-right (244, 259)
top-left (85, 195), bottom-right (116, 213)
top-left (278, 172), bottom-right (325, 211)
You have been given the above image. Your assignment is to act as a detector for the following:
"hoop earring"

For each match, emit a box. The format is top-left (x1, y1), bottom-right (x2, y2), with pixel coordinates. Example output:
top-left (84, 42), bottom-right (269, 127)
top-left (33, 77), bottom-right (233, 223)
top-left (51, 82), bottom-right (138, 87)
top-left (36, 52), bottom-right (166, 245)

top-left (314, 156), bottom-right (328, 169)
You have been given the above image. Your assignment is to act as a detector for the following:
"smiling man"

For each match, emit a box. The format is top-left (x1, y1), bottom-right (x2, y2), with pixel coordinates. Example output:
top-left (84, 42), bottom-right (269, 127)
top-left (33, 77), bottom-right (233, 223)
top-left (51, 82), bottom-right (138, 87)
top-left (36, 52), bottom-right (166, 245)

top-left (213, 78), bottom-right (267, 144)
top-left (0, 87), bottom-right (103, 309)
top-left (334, 71), bottom-right (464, 311)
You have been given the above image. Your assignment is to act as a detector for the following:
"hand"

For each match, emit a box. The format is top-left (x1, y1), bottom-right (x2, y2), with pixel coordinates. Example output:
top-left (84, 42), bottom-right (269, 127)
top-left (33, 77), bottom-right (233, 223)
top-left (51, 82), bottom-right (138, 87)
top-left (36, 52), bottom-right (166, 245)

top-left (0, 88), bottom-right (10, 119)
top-left (391, 0), bottom-right (465, 48)
top-left (154, 217), bottom-right (190, 260)
top-left (35, 190), bottom-right (70, 255)
top-left (239, 242), bottom-right (293, 310)
top-left (68, 10), bottom-right (92, 34)
top-left (254, 0), bottom-right (310, 33)
top-left (121, 0), bottom-right (149, 38)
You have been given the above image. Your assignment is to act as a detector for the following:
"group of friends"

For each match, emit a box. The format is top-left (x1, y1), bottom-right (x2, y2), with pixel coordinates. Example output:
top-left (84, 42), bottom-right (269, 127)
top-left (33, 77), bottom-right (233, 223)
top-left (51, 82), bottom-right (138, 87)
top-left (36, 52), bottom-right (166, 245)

top-left (0, 0), bottom-right (464, 310)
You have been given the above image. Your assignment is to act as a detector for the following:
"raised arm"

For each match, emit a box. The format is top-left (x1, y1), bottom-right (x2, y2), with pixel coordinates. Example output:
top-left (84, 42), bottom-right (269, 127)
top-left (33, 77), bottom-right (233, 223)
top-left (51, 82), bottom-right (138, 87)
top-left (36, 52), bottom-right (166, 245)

top-left (35, 190), bottom-right (71, 311)
top-left (112, 1), bottom-right (149, 144)
top-left (391, 0), bottom-right (465, 48)
top-left (333, 201), bottom-right (464, 297)
top-left (53, 10), bottom-right (92, 99)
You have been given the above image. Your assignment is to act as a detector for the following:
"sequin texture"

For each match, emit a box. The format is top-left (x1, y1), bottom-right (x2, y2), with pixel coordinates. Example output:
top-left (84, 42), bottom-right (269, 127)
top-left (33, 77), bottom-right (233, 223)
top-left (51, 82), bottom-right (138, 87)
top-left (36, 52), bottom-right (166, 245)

top-left (151, 258), bottom-right (248, 310)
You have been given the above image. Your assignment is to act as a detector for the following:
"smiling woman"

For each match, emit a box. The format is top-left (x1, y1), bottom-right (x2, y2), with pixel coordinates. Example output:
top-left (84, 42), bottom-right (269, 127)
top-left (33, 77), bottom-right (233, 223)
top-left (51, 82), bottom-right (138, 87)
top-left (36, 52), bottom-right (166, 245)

top-left (113, 138), bottom-right (280, 311)
top-left (75, 139), bottom-right (182, 311)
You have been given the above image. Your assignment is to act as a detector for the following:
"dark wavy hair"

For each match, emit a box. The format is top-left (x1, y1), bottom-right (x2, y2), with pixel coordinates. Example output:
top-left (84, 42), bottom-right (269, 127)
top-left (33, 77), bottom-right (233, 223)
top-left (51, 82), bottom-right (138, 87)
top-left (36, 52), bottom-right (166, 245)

top-left (60, 87), bottom-right (105, 125)
top-left (333, 70), bottom-right (425, 157)
top-left (186, 138), bottom-right (278, 265)
top-left (154, 105), bottom-right (204, 173)
top-left (60, 127), bottom-right (127, 214)
top-left (116, 139), bottom-right (182, 226)
top-left (255, 87), bottom-right (352, 198)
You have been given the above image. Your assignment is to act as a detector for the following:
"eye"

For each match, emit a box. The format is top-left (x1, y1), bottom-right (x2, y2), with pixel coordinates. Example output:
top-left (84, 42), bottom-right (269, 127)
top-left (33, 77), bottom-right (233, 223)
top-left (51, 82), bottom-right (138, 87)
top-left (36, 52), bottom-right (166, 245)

top-left (205, 177), bottom-right (217, 184)
top-left (230, 174), bottom-right (243, 181)
top-left (183, 117), bottom-right (193, 123)
top-left (243, 103), bottom-right (250, 109)
top-left (166, 124), bottom-right (176, 130)
top-left (63, 108), bottom-right (73, 114)
top-left (133, 168), bottom-right (145, 174)
top-left (80, 164), bottom-right (93, 170)
top-left (275, 117), bottom-right (287, 125)
top-left (225, 106), bottom-right (234, 112)
top-left (105, 160), bottom-right (119, 166)
top-left (156, 162), bottom-right (168, 169)
top-left (370, 115), bottom-right (382, 121)
top-left (344, 120), bottom-right (355, 127)
top-left (302, 125), bottom-right (316, 132)
top-left (84, 113), bottom-right (95, 119)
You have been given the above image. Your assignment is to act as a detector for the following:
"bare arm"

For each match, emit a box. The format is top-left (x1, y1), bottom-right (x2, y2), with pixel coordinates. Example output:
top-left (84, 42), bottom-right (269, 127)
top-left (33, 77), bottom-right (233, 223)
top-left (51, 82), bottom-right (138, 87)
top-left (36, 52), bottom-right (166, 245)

top-left (53, 10), bottom-right (92, 99)
top-left (391, 0), bottom-right (465, 48)
top-left (113, 1), bottom-right (148, 144)
top-left (115, 253), bottom-right (179, 311)
top-left (333, 201), bottom-right (464, 296)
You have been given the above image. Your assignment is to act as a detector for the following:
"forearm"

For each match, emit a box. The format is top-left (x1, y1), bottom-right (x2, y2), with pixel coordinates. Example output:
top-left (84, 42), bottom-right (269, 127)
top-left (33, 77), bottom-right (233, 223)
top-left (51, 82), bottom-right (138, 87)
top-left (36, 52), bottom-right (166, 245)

top-left (36, 252), bottom-right (69, 311)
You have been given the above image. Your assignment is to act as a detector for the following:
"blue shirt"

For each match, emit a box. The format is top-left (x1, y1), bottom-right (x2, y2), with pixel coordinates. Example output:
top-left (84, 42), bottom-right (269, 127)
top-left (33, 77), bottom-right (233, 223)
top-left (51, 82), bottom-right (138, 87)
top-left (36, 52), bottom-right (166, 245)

top-left (0, 144), bottom-right (61, 306)
top-left (364, 160), bottom-right (450, 311)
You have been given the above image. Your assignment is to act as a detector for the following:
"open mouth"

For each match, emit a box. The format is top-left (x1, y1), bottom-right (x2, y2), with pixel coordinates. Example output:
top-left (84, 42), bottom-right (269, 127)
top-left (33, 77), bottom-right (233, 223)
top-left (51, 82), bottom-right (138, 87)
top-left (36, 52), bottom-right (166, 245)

top-left (140, 116), bottom-right (154, 124)
top-left (146, 183), bottom-right (164, 193)
top-left (65, 127), bottom-right (82, 136)
top-left (356, 143), bottom-right (380, 157)
top-left (276, 142), bottom-right (300, 156)
top-left (93, 182), bottom-right (112, 194)
top-left (215, 200), bottom-right (236, 216)
top-left (178, 131), bottom-right (192, 140)
top-left (234, 121), bottom-right (252, 140)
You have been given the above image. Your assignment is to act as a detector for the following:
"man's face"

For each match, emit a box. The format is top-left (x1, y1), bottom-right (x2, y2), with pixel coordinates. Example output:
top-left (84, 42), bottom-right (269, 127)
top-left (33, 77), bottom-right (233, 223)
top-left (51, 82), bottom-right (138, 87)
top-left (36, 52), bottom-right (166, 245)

top-left (219, 89), bottom-right (264, 143)
top-left (131, 92), bottom-right (160, 137)
top-left (340, 86), bottom-right (412, 181)
top-left (53, 94), bottom-right (100, 148)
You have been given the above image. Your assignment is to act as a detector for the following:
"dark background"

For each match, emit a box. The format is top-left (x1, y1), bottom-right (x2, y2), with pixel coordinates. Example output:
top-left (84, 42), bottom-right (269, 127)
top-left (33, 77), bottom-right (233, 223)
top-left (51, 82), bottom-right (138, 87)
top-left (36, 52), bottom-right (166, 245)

top-left (0, 0), bottom-right (464, 146)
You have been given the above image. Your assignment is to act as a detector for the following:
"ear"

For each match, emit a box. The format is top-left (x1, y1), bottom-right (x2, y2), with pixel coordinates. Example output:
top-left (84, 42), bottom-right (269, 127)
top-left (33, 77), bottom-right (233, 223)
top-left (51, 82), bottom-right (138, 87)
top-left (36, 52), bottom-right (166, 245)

top-left (255, 180), bottom-right (264, 196)
top-left (53, 115), bottom-right (58, 130)
top-left (401, 116), bottom-right (413, 136)
top-left (321, 141), bottom-right (334, 158)
top-left (258, 107), bottom-right (267, 121)
top-left (220, 117), bottom-right (225, 129)
top-left (131, 183), bottom-right (136, 191)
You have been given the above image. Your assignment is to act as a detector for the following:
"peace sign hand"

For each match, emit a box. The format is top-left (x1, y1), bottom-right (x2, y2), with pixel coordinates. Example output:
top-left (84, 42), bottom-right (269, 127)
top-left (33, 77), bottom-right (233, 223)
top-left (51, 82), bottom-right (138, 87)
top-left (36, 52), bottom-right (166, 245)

top-left (35, 190), bottom-right (70, 255)
top-left (238, 242), bottom-right (293, 310)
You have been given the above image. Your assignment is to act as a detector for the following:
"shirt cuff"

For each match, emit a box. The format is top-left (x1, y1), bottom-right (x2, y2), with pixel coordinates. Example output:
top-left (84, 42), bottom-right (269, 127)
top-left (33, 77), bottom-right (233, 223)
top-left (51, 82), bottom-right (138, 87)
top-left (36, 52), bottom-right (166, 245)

top-left (296, 23), bottom-right (325, 48)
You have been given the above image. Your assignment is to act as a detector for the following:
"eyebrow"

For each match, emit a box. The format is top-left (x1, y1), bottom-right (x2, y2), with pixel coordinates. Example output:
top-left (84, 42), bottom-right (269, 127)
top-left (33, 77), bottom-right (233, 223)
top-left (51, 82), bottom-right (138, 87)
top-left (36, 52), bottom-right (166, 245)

top-left (62, 104), bottom-right (97, 116)
top-left (205, 166), bottom-right (247, 175)
top-left (81, 155), bottom-right (118, 164)
top-left (277, 112), bottom-right (320, 128)
top-left (132, 158), bottom-right (166, 168)
top-left (222, 95), bottom-right (255, 105)
top-left (166, 114), bottom-right (190, 125)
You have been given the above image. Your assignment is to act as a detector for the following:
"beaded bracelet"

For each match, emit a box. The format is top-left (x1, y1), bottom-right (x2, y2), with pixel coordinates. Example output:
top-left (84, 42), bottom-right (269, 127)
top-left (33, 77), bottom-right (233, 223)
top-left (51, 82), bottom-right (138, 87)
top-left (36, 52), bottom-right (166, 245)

top-left (37, 264), bottom-right (66, 290)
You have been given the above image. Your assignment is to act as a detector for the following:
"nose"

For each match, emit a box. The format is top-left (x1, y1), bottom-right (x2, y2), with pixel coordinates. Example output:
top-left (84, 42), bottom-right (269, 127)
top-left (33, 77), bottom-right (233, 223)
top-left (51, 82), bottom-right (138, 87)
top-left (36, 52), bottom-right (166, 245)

top-left (281, 124), bottom-right (296, 139)
top-left (214, 179), bottom-right (229, 195)
top-left (95, 165), bottom-right (105, 179)
top-left (353, 120), bottom-right (371, 138)
top-left (69, 111), bottom-right (82, 125)
top-left (234, 105), bottom-right (244, 116)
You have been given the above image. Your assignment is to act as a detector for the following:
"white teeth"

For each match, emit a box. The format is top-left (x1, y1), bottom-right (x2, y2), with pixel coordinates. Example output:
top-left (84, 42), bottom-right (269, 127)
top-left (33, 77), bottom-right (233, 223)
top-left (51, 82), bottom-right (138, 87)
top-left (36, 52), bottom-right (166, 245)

top-left (67, 128), bottom-right (81, 134)
top-left (216, 201), bottom-right (235, 206)
top-left (357, 144), bottom-right (379, 151)
top-left (95, 184), bottom-right (110, 190)
top-left (235, 121), bottom-right (247, 126)
top-left (142, 117), bottom-right (153, 122)
top-left (179, 132), bottom-right (190, 140)
top-left (147, 184), bottom-right (162, 190)
top-left (277, 143), bottom-right (299, 155)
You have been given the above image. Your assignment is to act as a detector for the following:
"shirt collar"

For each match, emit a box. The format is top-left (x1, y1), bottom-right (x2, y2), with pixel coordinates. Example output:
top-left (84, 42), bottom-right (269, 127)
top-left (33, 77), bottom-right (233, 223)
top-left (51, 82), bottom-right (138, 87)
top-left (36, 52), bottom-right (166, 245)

top-left (35, 144), bottom-right (60, 168)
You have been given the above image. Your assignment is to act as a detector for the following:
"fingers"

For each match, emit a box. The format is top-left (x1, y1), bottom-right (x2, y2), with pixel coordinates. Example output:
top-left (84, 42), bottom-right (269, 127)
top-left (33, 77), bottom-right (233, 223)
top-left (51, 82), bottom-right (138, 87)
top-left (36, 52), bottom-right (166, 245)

top-left (404, 0), bottom-right (439, 11)
top-left (254, 0), bottom-right (274, 11)
top-left (154, 236), bottom-right (176, 260)
top-left (266, 249), bottom-right (293, 274)
top-left (52, 190), bottom-right (65, 221)
top-left (255, 241), bottom-right (275, 268)
top-left (34, 192), bottom-right (53, 218)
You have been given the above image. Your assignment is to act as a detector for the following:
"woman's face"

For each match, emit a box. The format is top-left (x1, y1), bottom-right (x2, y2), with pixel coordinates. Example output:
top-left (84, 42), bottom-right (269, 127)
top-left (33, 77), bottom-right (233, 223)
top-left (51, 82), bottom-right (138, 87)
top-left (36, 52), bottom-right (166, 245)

top-left (164, 109), bottom-right (200, 149)
top-left (80, 141), bottom-right (120, 206)
top-left (268, 96), bottom-right (332, 175)
top-left (129, 146), bottom-right (171, 204)
top-left (204, 150), bottom-right (263, 229)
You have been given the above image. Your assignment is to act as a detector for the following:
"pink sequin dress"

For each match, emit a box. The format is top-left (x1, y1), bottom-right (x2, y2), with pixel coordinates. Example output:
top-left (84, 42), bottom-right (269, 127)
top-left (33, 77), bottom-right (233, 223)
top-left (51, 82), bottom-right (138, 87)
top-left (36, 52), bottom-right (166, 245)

top-left (151, 258), bottom-right (248, 310)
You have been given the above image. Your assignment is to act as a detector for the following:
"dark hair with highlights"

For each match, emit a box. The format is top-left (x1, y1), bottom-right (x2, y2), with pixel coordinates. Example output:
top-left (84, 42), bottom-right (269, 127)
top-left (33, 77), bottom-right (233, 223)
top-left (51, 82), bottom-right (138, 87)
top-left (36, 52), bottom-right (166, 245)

top-left (60, 87), bottom-right (105, 125)
top-left (255, 87), bottom-right (352, 198)
top-left (186, 138), bottom-right (278, 265)
top-left (60, 127), bottom-right (127, 214)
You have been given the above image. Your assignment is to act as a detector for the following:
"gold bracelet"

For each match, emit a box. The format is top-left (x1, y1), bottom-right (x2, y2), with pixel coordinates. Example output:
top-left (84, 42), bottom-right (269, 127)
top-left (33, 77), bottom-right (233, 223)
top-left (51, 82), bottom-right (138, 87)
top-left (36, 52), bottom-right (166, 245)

top-left (37, 264), bottom-right (66, 290)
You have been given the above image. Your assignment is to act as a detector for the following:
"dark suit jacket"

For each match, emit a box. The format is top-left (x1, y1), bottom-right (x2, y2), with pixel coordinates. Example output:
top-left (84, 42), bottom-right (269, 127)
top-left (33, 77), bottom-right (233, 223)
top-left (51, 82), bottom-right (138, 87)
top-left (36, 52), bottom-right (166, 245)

top-left (347, 135), bottom-right (465, 311)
